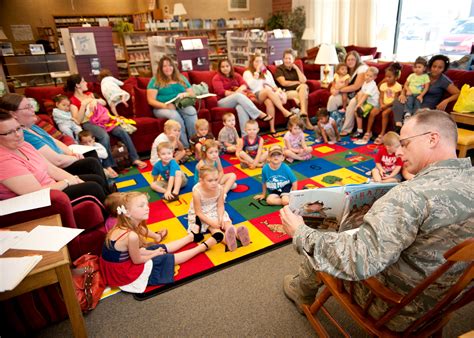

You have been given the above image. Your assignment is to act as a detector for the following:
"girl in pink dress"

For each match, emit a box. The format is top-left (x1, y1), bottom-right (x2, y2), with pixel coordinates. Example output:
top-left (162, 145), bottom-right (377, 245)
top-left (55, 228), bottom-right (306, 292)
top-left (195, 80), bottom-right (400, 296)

top-left (283, 115), bottom-right (313, 162)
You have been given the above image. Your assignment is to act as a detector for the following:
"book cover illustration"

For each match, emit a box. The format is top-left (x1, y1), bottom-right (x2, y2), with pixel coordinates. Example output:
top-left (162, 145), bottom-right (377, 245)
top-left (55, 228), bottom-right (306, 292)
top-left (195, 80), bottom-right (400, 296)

top-left (289, 183), bottom-right (397, 232)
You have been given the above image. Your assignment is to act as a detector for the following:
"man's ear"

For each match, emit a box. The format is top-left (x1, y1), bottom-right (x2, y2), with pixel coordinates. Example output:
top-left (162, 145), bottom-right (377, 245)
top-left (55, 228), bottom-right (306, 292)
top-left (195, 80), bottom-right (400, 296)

top-left (429, 131), bottom-right (440, 147)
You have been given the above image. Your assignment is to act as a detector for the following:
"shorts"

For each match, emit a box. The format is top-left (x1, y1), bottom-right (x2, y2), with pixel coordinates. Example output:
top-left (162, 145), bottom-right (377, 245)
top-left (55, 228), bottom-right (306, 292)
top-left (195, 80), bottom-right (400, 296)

top-left (267, 183), bottom-right (292, 197)
top-left (154, 174), bottom-right (188, 189)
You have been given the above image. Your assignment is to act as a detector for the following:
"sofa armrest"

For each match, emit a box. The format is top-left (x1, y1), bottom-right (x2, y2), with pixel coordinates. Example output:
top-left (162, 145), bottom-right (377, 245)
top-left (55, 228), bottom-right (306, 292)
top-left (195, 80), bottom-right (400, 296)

top-left (202, 95), bottom-right (219, 110)
top-left (307, 79), bottom-right (321, 92)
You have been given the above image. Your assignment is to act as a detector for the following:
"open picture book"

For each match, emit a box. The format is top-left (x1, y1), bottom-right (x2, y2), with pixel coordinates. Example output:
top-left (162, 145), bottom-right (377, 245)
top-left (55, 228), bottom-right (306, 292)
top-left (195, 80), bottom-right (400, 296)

top-left (289, 183), bottom-right (397, 232)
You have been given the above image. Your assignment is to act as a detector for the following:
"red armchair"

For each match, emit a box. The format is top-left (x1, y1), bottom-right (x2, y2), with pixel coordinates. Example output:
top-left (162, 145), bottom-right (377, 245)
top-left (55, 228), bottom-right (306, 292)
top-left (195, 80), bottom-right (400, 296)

top-left (0, 190), bottom-right (106, 335)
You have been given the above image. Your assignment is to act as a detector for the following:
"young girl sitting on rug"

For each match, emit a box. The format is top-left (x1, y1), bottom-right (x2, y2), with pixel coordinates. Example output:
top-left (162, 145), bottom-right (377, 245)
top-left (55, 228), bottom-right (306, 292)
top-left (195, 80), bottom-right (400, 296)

top-left (194, 139), bottom-right (237, 194)
top-left (188, 166), bottom-right (250, 252)
top-left (283, 115), bottom-right (313, 163)
top-left (100, 191), bottom-right (223, 293)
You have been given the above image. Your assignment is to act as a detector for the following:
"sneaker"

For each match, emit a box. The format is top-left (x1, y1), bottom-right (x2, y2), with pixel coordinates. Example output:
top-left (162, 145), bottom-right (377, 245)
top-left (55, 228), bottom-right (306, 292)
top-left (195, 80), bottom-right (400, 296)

top-left (230, 182), bottom-right (238, 190)
top-left (283, 274), bottom-right (314, 314)
top-left (314, 137), bottom-right (322, 143)
top-left (351, 131), bottom-right (363, 139)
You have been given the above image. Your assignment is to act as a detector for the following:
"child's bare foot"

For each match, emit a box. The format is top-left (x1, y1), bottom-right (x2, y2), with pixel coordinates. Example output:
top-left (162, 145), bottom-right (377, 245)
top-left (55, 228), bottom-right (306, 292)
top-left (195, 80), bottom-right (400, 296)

top-left (106, 167), bottom-right (119, 178)
top-left (236, 226), bottom-right (250, 246)
top-left (133, 159), bottom-right (147, 169)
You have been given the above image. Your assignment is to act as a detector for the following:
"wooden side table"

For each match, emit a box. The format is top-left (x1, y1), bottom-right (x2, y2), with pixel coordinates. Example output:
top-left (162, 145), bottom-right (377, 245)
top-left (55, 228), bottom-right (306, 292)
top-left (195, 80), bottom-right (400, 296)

top-left (0, 214), bottom-right (87, 338)
top-left (451, 111), bottom-right (474, 126)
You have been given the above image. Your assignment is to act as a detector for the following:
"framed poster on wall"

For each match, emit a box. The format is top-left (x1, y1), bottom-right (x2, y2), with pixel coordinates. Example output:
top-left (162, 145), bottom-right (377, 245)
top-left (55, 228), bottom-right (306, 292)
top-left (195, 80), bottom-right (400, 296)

top-left (228, 0), bottom-right (249, 11)
top-left (70, 32), bottom-right (97, 55)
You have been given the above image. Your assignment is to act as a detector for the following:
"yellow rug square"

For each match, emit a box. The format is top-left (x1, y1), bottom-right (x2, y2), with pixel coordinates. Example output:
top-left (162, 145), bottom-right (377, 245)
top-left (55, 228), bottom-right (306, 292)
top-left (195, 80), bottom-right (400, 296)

top-left (205, 221), bottom-right (274, 266)
top-left (180, 164), bottom-right (194, 177)
top-left (142, 171), bottom-right (154, 184)
top-left (314, 145), bottom-right (335, 154)
top-left (312, 167), bottom-right (368, 187)
top-left (164, 191), bottom-right (194, 217)
top-left (147, 217), bottom-right (188, 242)
top-left (116, 179), bottom-right (136, 189)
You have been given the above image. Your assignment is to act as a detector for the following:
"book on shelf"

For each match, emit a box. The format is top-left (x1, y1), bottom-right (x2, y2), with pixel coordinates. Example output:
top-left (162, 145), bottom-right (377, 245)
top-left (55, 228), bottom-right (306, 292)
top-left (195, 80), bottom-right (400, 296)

top-left (164, 93), bottom-right (217, 105)
top-left (289, 183), bottom-right (397, 232)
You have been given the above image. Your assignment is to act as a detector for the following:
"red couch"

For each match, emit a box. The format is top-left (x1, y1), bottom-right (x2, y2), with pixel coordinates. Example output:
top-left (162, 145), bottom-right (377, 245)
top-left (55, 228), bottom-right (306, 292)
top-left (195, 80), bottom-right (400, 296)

top-left (309, 62), bottom-right (474, 135)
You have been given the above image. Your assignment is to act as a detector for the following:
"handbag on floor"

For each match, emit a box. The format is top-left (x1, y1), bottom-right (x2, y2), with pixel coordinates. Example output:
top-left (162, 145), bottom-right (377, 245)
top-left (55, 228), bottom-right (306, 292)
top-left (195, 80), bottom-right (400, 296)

top-left (71, 253), bottom-right (105, 313)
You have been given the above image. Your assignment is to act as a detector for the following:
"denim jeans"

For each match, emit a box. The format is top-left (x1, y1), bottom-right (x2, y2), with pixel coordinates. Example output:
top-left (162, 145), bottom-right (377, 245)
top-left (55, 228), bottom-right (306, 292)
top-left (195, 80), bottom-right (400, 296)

top-left (405, 95), bottom-right (422, 115)
top-left (82, 122), bottom-right (139, 168)
top-left (153, 106), bottom-right (197, 148)
top-left (218, 93), bottom-right (261, 135)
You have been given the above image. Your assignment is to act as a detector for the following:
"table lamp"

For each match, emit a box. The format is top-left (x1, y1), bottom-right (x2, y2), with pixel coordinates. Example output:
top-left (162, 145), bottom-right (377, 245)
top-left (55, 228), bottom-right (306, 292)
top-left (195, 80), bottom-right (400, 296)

top-left (315, 44), bottom-right (339, 88)
top-left (173, 3), bottom-right (187, 21)
top-left (301, 28), bottom-right (314, 41)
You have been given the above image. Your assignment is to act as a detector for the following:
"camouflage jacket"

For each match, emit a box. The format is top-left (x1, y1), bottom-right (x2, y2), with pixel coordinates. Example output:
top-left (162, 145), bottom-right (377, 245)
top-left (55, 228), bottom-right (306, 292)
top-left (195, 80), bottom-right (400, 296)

top-left (294, 158), bottom-right (473, 330)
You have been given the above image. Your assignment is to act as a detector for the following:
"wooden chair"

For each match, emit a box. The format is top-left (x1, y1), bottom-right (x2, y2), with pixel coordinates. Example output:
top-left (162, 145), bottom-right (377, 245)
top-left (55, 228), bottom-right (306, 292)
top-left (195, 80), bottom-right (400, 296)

top-left (302, 238), bottom-right (474, 337)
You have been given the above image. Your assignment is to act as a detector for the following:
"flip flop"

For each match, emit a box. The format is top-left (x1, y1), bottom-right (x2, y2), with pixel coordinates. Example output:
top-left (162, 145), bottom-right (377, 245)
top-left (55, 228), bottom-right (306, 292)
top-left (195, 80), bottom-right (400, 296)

top-left (259, 114), bottom-right (273, 122)
top-left (236, 226), bottom-right (250, 246)
top-left (225, 227), bottom-right (238, 251)
top-left (285, 112), bottom-right (296, 119)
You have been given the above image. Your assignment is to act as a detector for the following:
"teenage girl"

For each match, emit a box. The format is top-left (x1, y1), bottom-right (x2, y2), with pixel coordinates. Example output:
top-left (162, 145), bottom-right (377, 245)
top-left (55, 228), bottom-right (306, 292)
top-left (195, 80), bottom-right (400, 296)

top-left (283, 115), bottom-right (313, 162)
top-left (100, 191), bottom-right (223, 293)
top-left (194, 139), bottom-right (237, 194)
top-left (365, 62), bottom-right (403, 144)
top-left (188, 165), bottom-right (250, 252)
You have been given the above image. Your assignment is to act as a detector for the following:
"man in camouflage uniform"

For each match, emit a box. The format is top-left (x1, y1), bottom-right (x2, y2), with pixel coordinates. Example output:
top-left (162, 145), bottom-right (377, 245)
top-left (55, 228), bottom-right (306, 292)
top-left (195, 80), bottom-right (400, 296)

top-left (280, 109), bottom-right (473, 331)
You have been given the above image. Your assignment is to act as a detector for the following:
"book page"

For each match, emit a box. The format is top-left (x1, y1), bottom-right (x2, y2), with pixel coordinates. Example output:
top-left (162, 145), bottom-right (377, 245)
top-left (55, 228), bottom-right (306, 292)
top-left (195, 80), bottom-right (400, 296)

top-left (11, 225), bottom-right (83, 252)
top-left (289, 187), bottom-right (346, 231)
top-left (0, 255), bottom-right (42, 292)
top-left (196, 93), bottom-right (217, 99)
top-left (0, 231), bottom-right (28, 255)
top-left (191, 39), bottom-right (204, 49)
top-left (164, 95), bottom-right (179, 105)
top-left (0, 189), bottom-right (51, 216)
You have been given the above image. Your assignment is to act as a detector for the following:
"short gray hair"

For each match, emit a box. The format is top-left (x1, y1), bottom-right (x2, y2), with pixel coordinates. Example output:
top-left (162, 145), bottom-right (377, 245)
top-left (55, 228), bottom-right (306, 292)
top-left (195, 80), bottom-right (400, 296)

top-left (411, 109), bottom-right (457, 147)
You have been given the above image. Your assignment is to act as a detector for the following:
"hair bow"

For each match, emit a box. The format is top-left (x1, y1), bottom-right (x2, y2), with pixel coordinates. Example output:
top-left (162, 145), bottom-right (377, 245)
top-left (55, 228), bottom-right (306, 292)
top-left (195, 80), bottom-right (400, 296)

top-left (117, 205), bottom-right (128, 215)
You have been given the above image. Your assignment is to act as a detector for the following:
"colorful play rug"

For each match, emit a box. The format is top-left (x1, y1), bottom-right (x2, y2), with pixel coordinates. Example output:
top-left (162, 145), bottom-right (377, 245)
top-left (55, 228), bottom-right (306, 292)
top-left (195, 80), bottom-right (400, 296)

top-left (109, 131), bottom-right (379, 301)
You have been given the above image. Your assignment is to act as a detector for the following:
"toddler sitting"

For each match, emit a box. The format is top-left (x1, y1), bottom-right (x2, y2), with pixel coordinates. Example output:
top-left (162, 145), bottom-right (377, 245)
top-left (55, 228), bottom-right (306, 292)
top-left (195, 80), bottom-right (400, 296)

top-left (52, 95), bottom-right (82, 141)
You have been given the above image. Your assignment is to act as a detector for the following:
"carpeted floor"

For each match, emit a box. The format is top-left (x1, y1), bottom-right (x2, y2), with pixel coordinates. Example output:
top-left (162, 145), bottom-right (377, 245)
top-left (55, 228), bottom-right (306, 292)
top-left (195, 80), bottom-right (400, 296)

top-left (109, 131), bottom-right (377, 299)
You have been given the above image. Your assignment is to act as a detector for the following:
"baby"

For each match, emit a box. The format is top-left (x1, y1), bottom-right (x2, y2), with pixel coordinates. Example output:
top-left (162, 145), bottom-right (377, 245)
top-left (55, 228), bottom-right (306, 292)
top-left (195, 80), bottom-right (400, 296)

top-left (98, 68), bottom-right (130, 117)
top-left (52, 95), bottom-right (82, 141)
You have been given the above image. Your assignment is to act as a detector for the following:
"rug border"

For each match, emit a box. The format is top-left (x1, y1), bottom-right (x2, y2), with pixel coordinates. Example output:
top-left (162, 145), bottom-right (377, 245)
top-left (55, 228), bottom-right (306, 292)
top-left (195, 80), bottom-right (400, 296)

top-left (133, 238), bottom-right (291, 301)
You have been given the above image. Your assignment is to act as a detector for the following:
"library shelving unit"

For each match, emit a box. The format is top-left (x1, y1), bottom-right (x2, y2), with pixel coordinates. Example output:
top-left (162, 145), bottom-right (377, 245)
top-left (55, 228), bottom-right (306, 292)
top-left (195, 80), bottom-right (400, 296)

top-left (227, 30), bottom-right (292, 67)
top-left (37, 27), bottom-right (57, 52)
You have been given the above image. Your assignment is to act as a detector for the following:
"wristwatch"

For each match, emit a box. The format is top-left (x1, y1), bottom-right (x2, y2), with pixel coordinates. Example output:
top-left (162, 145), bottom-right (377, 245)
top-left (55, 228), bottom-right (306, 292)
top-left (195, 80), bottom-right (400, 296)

top-left (64, 179), bottom-right (70, 187)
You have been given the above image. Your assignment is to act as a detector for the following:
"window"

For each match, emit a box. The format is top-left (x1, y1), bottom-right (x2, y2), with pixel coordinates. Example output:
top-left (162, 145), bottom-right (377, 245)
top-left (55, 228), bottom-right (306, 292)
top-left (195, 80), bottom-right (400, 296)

top-left (375, 0), bottom-right (474, 61)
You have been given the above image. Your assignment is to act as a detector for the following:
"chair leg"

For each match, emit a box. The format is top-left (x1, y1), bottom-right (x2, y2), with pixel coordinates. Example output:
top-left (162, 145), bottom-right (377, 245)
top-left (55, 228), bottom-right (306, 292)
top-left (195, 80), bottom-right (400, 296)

top-left (301, 287), bottom-right (332, 338)
top-left (457, 144), bottom-right (468, 158)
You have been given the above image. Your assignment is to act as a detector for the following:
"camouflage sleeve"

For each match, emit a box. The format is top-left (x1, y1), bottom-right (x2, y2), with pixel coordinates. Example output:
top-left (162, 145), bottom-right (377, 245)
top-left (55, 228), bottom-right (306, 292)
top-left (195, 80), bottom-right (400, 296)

top-left (293, 185), bottom-right (427, 281)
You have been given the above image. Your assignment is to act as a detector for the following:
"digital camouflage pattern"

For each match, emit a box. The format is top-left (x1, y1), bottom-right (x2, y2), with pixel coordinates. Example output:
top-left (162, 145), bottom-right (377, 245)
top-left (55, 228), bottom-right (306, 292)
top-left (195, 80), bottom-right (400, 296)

top-left (292, 158), bottom-right (474, 331)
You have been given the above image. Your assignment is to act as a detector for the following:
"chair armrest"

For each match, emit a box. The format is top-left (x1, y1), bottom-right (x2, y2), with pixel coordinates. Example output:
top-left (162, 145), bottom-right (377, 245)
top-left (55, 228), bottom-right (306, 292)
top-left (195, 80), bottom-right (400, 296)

top-left (202, 96), bottom-right (218, 110)
top-left (363, 277), bottom-right (404, 304)
top-left (307, 79), bottom-right (321, 92)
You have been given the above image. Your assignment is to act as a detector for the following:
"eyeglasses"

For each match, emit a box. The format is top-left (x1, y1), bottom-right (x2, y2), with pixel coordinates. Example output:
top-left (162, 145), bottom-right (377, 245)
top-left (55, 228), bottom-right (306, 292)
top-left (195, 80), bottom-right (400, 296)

top-left (0, 126), bottom-right (24, 136)
top-left (399, 131), bottom-right (432, 148)
top-left (17, 104), bottom-right (34, 111)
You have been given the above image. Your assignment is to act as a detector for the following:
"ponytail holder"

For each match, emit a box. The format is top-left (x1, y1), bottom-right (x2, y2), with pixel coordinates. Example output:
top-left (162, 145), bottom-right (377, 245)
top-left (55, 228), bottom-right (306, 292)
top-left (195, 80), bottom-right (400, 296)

top-left (117, 205), bottom-right (127, 215)
top-left (202, 145), bottom-right (207, 152)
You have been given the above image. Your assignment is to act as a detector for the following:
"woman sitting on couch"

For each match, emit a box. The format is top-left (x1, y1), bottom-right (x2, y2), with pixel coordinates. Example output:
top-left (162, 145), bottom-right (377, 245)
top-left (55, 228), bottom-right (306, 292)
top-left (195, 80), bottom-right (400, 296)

top-left (146, 55), bottom-right (197, 149)
top-left (243, 53), bottom-right (293, 135)
top-left (392, 54), bottom-right (460, 129)
top-left (66, 74), bottom-right (147, 176)
top-left (212, 58), bottom-right (272, 135)
top-left (0, 112), bottom-right (107, 203)
top-left (0, 93), bottom-right (113, 195)
top-left (326, 51), bottom-right (368, 136)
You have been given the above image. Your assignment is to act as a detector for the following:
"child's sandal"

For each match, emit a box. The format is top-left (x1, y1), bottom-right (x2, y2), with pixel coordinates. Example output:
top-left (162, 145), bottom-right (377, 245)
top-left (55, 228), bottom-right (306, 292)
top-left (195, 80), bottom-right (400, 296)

top-left (191, 220), bottom-right (204, 243)
top-left (225, 227), bottom-right (238, 251)
top-left (155, 229), bottom-right (168, 242)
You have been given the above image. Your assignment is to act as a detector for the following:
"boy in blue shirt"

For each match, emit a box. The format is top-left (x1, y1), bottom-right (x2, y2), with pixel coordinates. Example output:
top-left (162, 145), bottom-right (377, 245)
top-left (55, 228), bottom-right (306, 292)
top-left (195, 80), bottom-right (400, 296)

top-left (151, 142), bottom-right (188, 202)
top-left (254, 144), bottom-right (297, 206)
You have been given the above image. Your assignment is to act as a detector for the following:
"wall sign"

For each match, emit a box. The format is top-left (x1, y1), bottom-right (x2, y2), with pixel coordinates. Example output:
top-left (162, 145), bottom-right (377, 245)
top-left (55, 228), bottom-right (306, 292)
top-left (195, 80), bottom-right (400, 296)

top-left (228, 0), bottom-right (249, 11)
top-left (70, 32), bottom-right (97, 55)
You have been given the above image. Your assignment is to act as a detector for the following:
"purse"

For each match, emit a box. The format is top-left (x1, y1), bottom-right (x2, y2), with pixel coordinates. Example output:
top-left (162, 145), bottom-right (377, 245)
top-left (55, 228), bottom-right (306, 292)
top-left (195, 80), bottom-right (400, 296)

top-left (71, 253), bottom-right (105, 313)
top-left (174, 96), bottom-right (197, 109)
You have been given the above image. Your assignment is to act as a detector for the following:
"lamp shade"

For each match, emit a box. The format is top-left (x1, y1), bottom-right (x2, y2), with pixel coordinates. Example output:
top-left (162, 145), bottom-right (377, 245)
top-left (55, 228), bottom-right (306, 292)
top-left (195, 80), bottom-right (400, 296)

top-left (173, 3), bottom-right (187, 16)
top-left (315, 44), bottom-right (339, 65)
top-left (301, 28), bottom-right (314, 40)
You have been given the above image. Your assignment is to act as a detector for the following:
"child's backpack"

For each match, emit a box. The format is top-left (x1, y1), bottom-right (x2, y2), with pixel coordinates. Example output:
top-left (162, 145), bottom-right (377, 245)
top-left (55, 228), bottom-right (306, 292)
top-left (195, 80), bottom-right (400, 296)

top-left (111, 141), bottom-right (132, 172)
